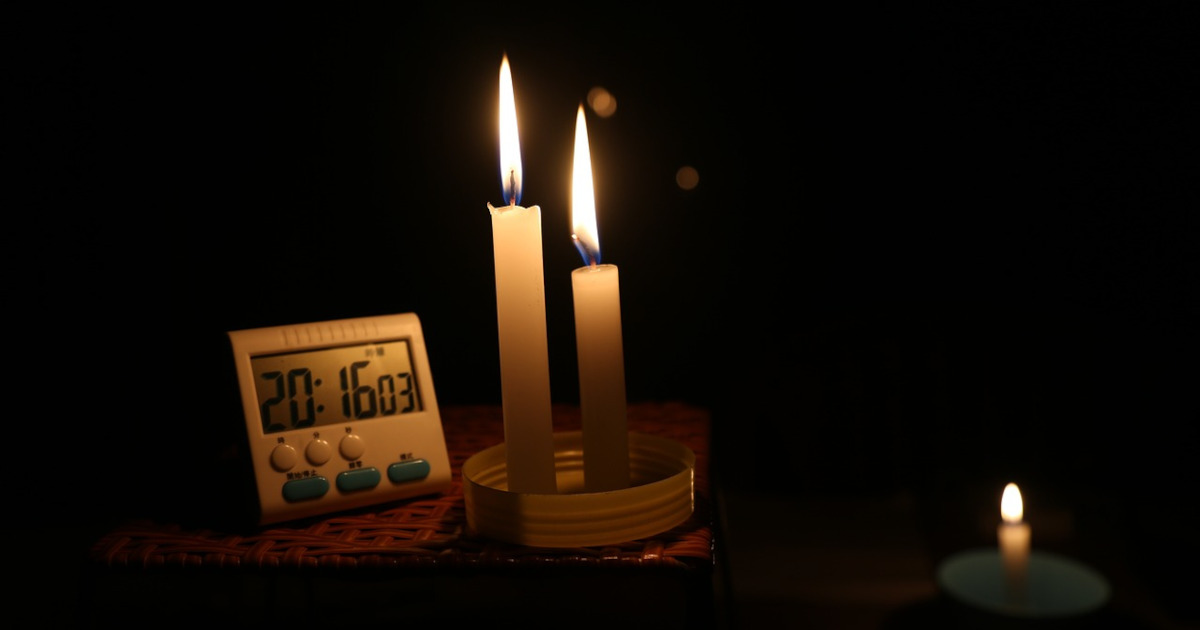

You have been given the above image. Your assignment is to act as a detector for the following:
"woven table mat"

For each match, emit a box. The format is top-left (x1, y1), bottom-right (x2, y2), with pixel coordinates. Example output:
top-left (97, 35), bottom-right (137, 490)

top-left (90, 401), bottom-right (712, 572)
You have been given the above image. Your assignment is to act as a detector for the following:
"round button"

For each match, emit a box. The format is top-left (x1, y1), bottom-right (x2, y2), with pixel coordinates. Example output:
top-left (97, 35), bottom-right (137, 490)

top-left (340, 433), bottom-right (366, 460)
top-left (306, 439), bottom-right (333, 465)
top-left (270, 443), bottom-right (298, 471)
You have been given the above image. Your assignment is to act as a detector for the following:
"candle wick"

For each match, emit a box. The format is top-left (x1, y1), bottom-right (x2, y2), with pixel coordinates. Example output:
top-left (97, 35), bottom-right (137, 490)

top-left (571, 234), bottom-right (597, 268)
top-left (506, 169), bottom-right (518, 206)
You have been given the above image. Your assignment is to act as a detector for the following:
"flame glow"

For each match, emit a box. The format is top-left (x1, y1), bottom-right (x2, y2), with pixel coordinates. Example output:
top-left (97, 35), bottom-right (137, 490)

top-left (1001, 482), bottom-right (1024, 524)
top-left (571, 104), bottom-right (599, 265)
top-left (498, 55), bottom-right (522, 206)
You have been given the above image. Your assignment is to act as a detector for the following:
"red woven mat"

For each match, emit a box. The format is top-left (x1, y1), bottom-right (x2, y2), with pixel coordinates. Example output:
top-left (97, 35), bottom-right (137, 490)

top-left (90, 402), bottom-right (712, 572)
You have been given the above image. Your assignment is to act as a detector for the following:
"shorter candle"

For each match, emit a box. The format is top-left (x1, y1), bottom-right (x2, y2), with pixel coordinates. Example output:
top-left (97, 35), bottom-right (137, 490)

top-left (997, 482), bottom-right (1031, 608)
top-left (570, 103), bottom-right (630, 492)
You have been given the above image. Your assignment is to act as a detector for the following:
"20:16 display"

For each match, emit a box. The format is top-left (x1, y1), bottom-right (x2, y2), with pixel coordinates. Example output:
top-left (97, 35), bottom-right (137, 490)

top-left (250, 339), bottom-right (423, 434)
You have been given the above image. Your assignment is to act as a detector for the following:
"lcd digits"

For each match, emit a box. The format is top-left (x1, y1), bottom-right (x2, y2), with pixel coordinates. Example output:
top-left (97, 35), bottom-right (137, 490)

top-left (251, 339), bottom-right (422, 434)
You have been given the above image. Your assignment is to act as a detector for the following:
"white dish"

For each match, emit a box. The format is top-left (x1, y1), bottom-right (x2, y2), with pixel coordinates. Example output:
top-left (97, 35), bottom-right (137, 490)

top-left (937, 548), bottom-right (1110, 618)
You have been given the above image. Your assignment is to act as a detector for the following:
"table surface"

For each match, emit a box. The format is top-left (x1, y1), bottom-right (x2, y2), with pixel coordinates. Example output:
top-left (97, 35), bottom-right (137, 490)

top-left (57, 398), bottom-right (1198, 629)
top-left (89, 401), bottom-right (714, 573)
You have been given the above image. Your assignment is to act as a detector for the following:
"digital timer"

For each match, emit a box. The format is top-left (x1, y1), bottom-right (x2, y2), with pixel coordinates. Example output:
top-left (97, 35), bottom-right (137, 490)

top-left (228, 313), bottom-right (451, 525)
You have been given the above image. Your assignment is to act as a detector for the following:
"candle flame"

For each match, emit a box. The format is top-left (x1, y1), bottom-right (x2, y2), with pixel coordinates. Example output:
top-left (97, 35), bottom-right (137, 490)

top-left (571, 104), bottom-right (599, 265)
top-left (498, 54), bottom-right (522, 206)
top-left (1001, 482), bottom-right (1024, 524)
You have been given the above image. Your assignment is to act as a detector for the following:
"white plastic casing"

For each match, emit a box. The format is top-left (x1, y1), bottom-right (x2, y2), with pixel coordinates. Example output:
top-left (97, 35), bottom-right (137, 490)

top-left (229, 313), bottom-right (451, 525)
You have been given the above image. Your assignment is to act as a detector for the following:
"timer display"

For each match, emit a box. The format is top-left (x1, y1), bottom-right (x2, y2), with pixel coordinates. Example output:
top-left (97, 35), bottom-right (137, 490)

top-left (250, 339), bottom-right (423, 435)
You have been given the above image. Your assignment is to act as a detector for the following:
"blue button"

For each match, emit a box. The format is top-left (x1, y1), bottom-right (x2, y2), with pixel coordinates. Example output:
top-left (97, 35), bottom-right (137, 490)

top-left (387, 459), bottom-right (431, 483)
top-left (336, 467), bottom-right (381, 492)
top-left (282, 476), bottom-right (330, 502)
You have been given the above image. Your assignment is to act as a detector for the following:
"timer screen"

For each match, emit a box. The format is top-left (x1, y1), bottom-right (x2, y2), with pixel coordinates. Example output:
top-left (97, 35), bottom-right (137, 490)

top-left (249, 338), bottom-right (423, 434)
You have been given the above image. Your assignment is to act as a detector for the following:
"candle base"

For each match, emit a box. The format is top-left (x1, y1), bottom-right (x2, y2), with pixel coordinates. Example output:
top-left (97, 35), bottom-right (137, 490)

top-left (462, 430), bottom-right (695, 547)
top-left (937, 548), bottom-right (1110, 624)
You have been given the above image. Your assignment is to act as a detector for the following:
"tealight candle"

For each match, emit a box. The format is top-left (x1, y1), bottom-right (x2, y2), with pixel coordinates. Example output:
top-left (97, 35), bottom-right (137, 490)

top-left (570, 104), bottom-right (630, 492)
top-left (997, 482), bottom-right (1031, 607)
top-left (486, 55), bottom-right (557, 494)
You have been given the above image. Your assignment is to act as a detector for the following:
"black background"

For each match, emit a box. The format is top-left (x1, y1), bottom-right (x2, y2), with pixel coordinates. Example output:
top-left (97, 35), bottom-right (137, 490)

top-left (12, 1), bottom-right (1197, 610)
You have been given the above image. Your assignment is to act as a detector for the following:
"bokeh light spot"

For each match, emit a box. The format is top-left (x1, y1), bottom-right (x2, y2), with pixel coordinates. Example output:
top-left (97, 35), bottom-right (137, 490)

top-left (587, 87), bottom-right (617, 118)
top-left (675, 165), bottom-right (700, 191)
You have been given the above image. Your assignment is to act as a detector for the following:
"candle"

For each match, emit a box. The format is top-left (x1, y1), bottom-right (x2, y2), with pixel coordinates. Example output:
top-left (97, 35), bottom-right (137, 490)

top-left (997, 482), bottom-right (1031, 607)
top-left (570, 104), bottom-right (630, 492)
top-left (486, 54), bottom-right (557, 494)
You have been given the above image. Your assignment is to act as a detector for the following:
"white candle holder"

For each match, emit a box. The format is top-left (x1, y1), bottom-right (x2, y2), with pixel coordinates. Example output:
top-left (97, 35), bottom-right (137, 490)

top-left (937, 548), bottom-right (1110, 624)
top-left (462, 430), bottom-right (695, 547)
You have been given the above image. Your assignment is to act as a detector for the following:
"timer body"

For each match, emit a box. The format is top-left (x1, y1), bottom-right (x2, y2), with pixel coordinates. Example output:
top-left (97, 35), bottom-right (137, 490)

top-left (229, 313), bottom-right (451, 525)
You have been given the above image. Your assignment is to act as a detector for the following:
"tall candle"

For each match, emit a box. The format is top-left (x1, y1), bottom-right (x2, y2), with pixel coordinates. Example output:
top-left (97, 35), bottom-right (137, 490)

top-left (997, 482), bottom-right (1031, 608)
top-left (486, 54), bottom-right (556, 494)
top-left (570, 104), bottom-right (630, 492)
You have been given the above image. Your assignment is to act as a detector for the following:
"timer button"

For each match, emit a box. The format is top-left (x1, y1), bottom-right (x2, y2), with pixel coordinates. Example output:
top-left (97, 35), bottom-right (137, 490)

top-left (282, 476), bottom-right (330, 502)
top-left (387, 459), bottom-right (431, 483)
top-left (306, 439), bottom-right (333, 465)
top-left (336, 467), bottom-right (381, 492)
top-left (270, 444), bottom-right (299, 471)
top-left (339, 434), bottom-right (366, 460)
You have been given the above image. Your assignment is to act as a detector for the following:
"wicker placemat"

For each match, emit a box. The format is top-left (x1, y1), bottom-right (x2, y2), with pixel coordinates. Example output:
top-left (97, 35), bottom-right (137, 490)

top-left (90, 401), bottom-right (712, 572)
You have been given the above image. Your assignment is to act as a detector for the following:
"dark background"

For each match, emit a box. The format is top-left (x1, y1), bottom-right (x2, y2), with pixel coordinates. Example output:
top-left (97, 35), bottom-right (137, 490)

top-left (12, 2), bottom-right (1197, 623)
